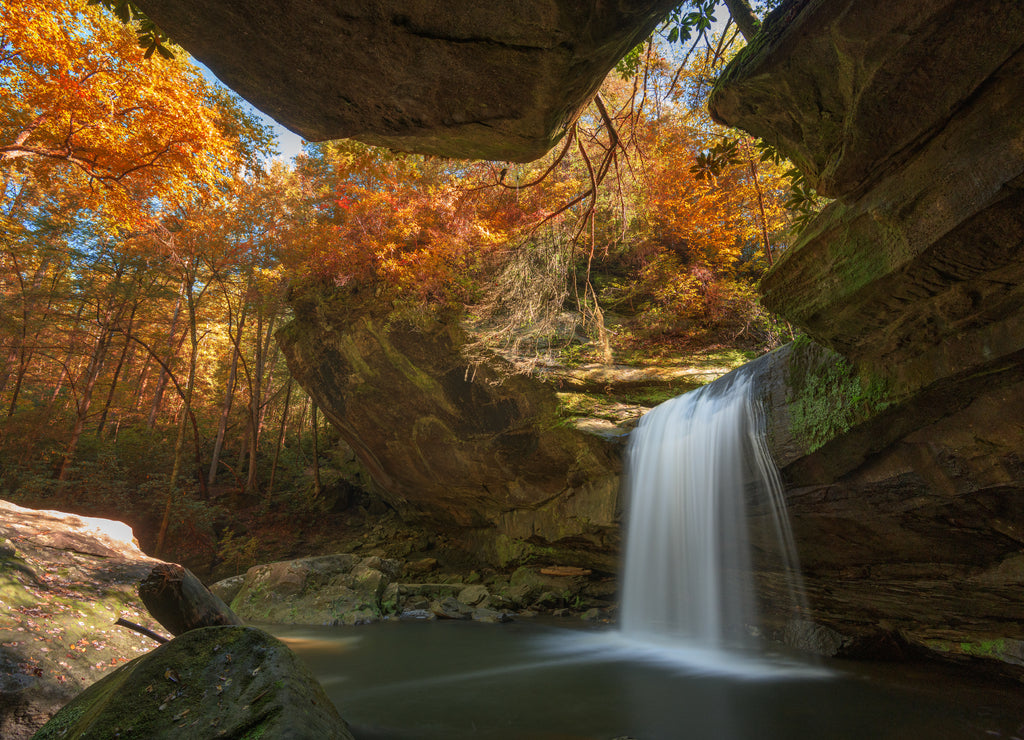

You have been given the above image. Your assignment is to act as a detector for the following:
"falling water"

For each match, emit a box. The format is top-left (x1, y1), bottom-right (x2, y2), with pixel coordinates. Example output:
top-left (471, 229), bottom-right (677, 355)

top-left (620, 366), bottom-right (805, 656)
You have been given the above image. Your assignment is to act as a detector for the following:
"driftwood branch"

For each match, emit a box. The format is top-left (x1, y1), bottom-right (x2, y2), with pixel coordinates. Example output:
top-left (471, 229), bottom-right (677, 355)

top-left (115, 617), bottom-right (169, 644)
top-left (139, 563), bottom-right (243, 636)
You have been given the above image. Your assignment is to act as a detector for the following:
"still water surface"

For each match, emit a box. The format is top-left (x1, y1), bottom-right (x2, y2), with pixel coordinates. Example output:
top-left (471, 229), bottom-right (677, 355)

top-left (269, 620), bottom-right (1024, 740)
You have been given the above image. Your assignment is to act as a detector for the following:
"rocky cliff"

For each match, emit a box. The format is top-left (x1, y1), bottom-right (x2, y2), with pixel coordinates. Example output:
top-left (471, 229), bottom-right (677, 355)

top-left (710, 0), bottom-right (1024, 674)
top-left (130, 0), bottom-right (679, 161)
top-left (277, 294), bottom-right (622, 571)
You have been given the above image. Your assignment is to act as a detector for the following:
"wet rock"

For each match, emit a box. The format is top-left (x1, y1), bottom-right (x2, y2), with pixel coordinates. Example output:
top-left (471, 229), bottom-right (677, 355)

top-left (503, 583), bottom-right (538, 609)
top-left (32, 625), bottom-right (352, 739)
top-left (457, 584), bottom-right (490, 607)
top-left (471, 608), bottom-right (512, 624)
top-left (430, 597), bottom-right (473, 620)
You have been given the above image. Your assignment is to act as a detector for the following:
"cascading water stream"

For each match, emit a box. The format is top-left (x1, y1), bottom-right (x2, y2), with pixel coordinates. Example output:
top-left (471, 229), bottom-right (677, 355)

top-left (619, 366), bottom-right (808, 664)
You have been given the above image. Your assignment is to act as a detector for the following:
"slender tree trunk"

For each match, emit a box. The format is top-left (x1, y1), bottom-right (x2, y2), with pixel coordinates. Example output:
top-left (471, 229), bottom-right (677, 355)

top-left (208, 283), bottom-right (250, 487)
top-left (311, 401), bottom-right (322, 497)
top-left (57, 326), bottom-right (111, 480)
top-left (244, 303), bottom-right (279, 495)
top-left (96, 304), bottom-right (138, 437)
top-left (265, 376), bottom-right (292, 502)
top-left (148, 278), bottom-right (185, 428)
top-left (155, 271), bottom-right (200, 558)
top-left (744, 142), bottom-right (774, 266)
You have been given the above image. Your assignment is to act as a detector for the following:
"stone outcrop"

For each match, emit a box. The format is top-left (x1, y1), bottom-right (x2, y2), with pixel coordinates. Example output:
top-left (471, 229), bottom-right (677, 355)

top-left (0, 500), bottom-right (169, 739)
top-left (222, 554), bottom-right (609, 626)
top-left (710, 0), bottom-right (1024, 382)
top-left (130, 0), bottom-right (678, 161)
top-left (735, 342), bottom-right (1024, 671)
top-left (277, 296), bottom-right (621, 570)
top-left (33, 625), bottom-right (353, 739)
top-left (709, 0), bottom-right (1024, 674)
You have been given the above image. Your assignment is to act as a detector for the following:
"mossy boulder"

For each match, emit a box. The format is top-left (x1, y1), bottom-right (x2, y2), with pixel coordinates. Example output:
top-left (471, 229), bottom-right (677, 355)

top-left (230, 554), bottom-right (401, 626)
top-left (33, 625), bottom-right (352, 739)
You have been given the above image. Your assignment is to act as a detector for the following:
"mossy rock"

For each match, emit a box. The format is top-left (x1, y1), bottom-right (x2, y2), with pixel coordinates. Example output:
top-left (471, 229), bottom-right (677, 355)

top-left (33, 625), bottom-right (352, 739)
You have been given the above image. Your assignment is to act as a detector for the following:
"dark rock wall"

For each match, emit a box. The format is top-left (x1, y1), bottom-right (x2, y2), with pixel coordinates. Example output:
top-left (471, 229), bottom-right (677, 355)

top-left (707, 0), bottom-right (1024, 672)
top-left (131, 0), bottom-right (679, 161)
top-left (744, 343), bottom-right (1024, 669)
top-left (277, 295), bottom-right (621, 570)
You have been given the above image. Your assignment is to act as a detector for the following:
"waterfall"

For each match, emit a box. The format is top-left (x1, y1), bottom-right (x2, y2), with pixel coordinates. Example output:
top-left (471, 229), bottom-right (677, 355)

top-left (620, 367), bottom-right (805, 654)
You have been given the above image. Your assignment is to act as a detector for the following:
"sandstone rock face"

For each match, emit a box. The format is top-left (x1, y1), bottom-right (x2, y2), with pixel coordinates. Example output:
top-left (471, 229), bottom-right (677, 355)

top-left (33, 626), bottom-right (353, 740)
top-left (710, 0), bottom-right (1024, 381)
top-left (710, 0), bottom-right (1024, 201)
top-left (737, 343), bottom-right (1024, 671)
top-left (0, 500), bottom-right (167, 739)
top-left (706, 0), bottom-right (1024, 675)
top-left (277, 297), bottom-right (621, 569)
top-left (131, 0), bottom-right (678, 161)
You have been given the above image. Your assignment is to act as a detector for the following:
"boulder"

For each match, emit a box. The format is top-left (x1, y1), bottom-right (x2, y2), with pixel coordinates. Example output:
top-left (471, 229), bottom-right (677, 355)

top-left (32, 625), bottom-right (353, 739)
top-left (230, 554), bottom-right (401, 626)
top-left (130, 0), bottom-right (679, 161)
top-left (457, 584), bottom-right (490, 607)
top-left (207, 574), bottom-right (246, 605)
top-left (430, 597), bottom-right (473, 620)
top-left (277, 298), bottom-right (621, 570)
top-left (0, 500), bottom-right (167, 739)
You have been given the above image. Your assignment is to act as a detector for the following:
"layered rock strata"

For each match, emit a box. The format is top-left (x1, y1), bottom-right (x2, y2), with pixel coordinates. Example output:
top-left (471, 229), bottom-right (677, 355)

top-left (130, 0), bottom-right (679, 161)
top-left (710, 0), bottom-right (1024, 674)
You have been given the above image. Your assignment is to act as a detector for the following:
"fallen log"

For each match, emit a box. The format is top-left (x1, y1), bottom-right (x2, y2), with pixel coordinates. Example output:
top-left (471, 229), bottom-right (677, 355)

top-left (139, 563), bottom-right (243, 636)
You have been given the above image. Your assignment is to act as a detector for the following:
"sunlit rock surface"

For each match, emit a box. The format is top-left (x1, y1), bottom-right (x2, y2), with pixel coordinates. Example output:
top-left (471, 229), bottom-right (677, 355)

top-left (710, 0), bottom-right (1024, 377)
top-left (0, 500), bottom-right (165, 739)
top-left (130, 0), bottom-right (678, 161)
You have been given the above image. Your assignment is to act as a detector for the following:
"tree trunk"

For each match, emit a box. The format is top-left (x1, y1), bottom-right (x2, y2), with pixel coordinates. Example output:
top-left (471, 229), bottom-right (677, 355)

top-left (311, 400), bottom-right (322, 497)
top-left (139, 563), bottom-right (242, 636)
top-left (723, 0), bottom-right (761, 41)
top-left (265, 376), bottom-right (293, 502)
top-left (208, 274), bottom-right (251, 486)
top-left (56, 325), bottom-right (111, 480)
top-left (155, 269), bottom-right (200, 557)
top-left (147, 277), bottom-right (186, 429)
top-left (96, 304), bottom-right (138, 437)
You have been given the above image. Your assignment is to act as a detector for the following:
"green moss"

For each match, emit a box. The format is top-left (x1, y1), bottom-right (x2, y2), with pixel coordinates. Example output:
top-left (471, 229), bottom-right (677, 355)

top-left (959, 639), bottom-right (1007, 658)
top-left (785, 337), bottom-right (895, 452)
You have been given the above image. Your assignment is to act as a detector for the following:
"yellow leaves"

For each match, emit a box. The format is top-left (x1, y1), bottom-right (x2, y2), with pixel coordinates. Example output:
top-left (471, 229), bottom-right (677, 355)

top-left (0, 0), bottom-right (239, 230)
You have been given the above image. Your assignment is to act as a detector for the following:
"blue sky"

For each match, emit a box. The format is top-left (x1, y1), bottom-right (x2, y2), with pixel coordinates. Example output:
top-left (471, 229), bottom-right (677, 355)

top-left (197, 63), bottom-right (305, 163)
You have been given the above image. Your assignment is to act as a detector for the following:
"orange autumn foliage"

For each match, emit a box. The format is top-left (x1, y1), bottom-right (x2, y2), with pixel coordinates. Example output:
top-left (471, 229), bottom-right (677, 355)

top-left (0, 0), bottom-right (238, 229)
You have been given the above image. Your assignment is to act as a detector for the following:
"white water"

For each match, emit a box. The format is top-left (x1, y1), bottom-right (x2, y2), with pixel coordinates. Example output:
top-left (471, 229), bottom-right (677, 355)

top-left (619, 367), bottom-right (807, 671)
